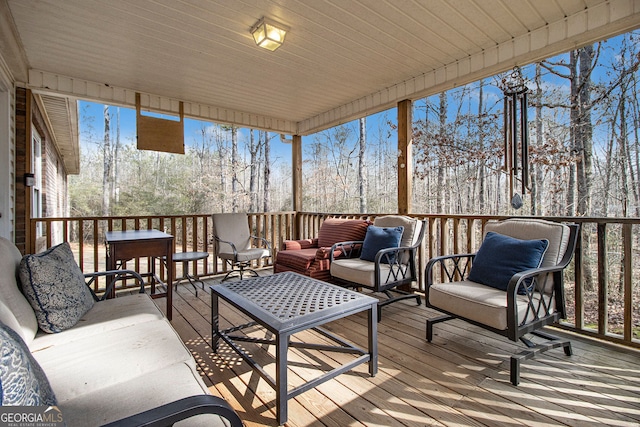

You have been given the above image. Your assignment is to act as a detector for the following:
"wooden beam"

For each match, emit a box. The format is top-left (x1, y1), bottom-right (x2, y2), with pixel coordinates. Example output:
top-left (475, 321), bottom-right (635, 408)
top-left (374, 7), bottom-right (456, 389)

top-left (397, 99), bottom-right (412, 215)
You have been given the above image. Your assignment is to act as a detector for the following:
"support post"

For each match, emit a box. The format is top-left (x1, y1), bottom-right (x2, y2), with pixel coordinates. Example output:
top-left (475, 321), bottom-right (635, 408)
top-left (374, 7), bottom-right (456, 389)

top-left (397, 99), bottom-right (412, 215)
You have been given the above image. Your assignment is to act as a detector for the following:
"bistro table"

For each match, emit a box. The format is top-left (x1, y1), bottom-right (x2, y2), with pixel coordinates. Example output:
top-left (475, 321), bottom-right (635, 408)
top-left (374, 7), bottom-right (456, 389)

top-left (211, 272), bottom-right (378, 425)
top-left (105, 229), bottom-right (174, 320)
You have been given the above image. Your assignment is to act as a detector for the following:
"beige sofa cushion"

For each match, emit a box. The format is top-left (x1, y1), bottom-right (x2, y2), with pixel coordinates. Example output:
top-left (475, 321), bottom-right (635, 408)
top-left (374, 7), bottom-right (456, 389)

top-left (0, 237), bottom-right (38, 344)
top-left (59, 362), bottom-right (227, 427)
top-left (429, 280), bottom-right (546, 330)
top-left (32, 319), bottom-right (194, 402)
top-left (28, 293), bottom-right (164, 352)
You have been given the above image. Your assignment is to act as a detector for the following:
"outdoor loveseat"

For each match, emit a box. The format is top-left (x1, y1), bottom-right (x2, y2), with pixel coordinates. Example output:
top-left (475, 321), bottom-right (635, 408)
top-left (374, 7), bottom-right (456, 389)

top-left (0, 237), bottom-right (242, 426)
top-left (274, 218), bottom-right (370, 282)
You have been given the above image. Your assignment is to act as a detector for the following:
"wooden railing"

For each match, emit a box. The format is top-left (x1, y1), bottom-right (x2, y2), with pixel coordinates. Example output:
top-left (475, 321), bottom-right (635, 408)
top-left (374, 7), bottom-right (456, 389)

top-left (31, 212), bottom-right (639, 349)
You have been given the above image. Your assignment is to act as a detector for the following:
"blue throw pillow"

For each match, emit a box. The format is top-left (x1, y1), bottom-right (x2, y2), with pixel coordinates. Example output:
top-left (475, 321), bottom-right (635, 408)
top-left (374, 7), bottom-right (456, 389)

top-left (468, 232), bottom-right (549, 293)
top-left (0, 321), bottom-right (57, 406)
top-left (360, 225), bottom-right (404, 264)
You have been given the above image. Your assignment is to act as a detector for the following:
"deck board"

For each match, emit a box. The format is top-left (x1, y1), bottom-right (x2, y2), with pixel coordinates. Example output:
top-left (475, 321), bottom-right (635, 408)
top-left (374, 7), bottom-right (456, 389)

top-left (160, 275), bottom-right (640, 427)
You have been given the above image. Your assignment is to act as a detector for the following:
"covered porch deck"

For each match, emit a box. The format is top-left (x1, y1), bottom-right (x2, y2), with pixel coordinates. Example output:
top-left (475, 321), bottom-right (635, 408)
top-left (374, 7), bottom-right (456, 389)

top-left (161, 272), bottom-right (640, 427)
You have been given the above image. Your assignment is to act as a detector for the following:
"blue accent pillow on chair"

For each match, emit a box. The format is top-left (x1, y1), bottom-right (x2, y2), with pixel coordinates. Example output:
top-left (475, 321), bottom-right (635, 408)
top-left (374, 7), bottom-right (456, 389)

top-left (360, 225), bottom-right (404, 264)
top-left (18, 242), bottom-right (95, 333)
top-left (0, 322), bottom-right (57, 405)
top-left (468, 232), bottom-right (549, 293)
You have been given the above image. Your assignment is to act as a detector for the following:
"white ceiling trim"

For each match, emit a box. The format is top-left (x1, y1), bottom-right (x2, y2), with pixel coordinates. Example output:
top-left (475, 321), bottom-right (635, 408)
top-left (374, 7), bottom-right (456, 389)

top-left (298, 0), bottom-right (640, 135)
top-left (27, 70), bottom-right (298, 135)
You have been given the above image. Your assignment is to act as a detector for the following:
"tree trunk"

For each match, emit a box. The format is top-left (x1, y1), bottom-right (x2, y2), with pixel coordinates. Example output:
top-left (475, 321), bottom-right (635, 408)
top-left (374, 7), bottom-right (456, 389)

top-left (229, 127), bottom-right (238, 212)
top-left (577, 45), bottom-right (594, 216)
top-left (263, 132), bottom-right (271, 212)
top-left (102, 106), bottom-right (111, 216)
top-left (249, 130), bottom-right (258, 212)
top-left (358, 117), bottom-right (367, 213)
top-left (437, 92), bottom-right (446, 214)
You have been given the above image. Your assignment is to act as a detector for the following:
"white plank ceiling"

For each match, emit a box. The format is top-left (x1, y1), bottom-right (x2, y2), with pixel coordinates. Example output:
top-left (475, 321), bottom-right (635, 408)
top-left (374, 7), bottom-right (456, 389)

top-left (2, 0), bottom-right (640, 168)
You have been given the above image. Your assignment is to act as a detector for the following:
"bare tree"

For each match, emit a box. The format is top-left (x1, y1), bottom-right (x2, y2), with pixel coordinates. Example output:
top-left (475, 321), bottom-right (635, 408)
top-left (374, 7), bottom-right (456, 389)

top-left (102, 105), bottom-right (112, 216)
top-left (263, 131), bottom-right (272, 212)
top-left (358, 117), bottom-right (367, 213)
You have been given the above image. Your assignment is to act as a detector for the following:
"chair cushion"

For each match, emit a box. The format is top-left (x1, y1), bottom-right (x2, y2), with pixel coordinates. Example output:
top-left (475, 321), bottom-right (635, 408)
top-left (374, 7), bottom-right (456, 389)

top-left (316, 219), bottom-right (369, 248)
top-left (0, 321), bottom-right (57, 406)
top-left (428, 280), bottom-right (545, 330)
top-left (18, 242), bottom-right (95, 334)
top-left (468, 232), bottom-right (548, 293)
top-left (331, 257), bottom-right (392, 288)
top-left (373, 215), bottom-right (419, 248)
top-left (484, 218), bottom-right (569, 267)
top-left (360, 225), bottom-right (403, 263)
top-left (218, 248), bottom-right (270, 262)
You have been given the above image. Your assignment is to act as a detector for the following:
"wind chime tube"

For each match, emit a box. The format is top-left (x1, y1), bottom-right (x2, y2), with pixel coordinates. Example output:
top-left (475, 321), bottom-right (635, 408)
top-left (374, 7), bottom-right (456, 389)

top-left (511, 93), bottom-right (518, 175)
top-left (520, 91), bottom-right (529, 194)
top-left (504, 96), bottom-right (509, 173)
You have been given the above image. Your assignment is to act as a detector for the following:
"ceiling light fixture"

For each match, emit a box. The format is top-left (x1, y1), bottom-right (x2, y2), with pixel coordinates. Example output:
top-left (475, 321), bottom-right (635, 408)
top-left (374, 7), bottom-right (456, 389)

top-left (250, 16), bottom-right (289, 51)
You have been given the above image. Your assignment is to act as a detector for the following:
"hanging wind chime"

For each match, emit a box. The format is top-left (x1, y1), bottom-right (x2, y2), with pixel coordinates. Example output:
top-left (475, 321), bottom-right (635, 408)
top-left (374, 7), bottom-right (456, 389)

top-left (501, 67), bottom-right (530, 209)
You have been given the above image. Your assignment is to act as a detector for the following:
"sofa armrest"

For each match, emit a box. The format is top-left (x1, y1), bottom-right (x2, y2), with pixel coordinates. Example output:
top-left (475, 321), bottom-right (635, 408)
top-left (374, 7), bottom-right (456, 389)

top-left (101, 395), bottom-right (243, 427)
top-left (282, 238), bottom-right (318, 250)
top-left (84, 269), bottom-right (146, 302)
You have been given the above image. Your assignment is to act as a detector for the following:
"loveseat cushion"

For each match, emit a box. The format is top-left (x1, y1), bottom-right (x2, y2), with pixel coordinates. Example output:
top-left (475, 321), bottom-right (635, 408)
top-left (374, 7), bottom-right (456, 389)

top-left (316, 219), bottom-right (370, 248)
top-left (0, 237), bottom-right (38, 344)
top-left (274, 248), bottom-right (317, 271)
top-left (0, 321), bottom-right (57, 406)
top-left (19, 242), bottom-right (95, 333)
top-left (282, 239), bottom-right (317, 250)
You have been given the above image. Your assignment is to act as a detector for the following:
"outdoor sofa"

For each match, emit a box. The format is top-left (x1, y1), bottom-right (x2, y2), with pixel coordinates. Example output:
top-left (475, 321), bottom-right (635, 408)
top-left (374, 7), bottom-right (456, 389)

top-left (0, 237), bottom-right (242, 426)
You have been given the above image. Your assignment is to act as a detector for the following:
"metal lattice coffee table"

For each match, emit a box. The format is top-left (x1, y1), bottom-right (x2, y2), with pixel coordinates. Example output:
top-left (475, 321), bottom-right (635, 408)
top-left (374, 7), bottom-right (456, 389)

top-left (211, 271), bottom-right (378, 425)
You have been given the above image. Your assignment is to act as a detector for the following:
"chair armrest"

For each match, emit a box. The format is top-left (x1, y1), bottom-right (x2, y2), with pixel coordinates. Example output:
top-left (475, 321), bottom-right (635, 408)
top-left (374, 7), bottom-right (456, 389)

top-left (282, 239), bottom-right (318, 250)
top-left (101, 395), bottom-right (243, 427)
top-left (214, 236), bottom-right (238, 256)
top-left (84, 269), bottom-right (146, 301)
top-left (251, 235), bottom-right (272, 251)
top-left (330, 240), bottom-right (364, 262)
top-left (373, 244), bottom-right (416, 264)
top-left (424, 253), bottom-right (476, 287)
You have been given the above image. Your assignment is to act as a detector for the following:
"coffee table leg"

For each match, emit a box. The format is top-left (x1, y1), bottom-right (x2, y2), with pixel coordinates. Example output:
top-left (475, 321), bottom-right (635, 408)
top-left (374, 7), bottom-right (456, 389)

top-left (211, 292), bottom-right (220, 353)
top-left (276, 332), bottom-right (288, 425)
top-left (368, 303), bottom-right (378, 376)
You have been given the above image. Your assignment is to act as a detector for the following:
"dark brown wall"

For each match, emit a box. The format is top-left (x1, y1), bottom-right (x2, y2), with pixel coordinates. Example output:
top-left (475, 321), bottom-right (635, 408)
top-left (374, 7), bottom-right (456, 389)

top-left (14, 87), bottom-right (27, 253)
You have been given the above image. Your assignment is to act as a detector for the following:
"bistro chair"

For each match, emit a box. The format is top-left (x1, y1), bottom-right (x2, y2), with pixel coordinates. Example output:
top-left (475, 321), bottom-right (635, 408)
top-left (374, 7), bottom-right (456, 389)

top-left (212, 213), bottom-right (272, 282)
top-left (425, 218), bottom-right (579, 385)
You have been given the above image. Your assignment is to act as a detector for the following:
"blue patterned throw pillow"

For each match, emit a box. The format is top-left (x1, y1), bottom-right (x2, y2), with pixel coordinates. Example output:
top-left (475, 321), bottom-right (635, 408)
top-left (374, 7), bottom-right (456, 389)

top-left (0, 322), bottom-right (57, 405)
top-left (18, 242), bottom-right (95, 333)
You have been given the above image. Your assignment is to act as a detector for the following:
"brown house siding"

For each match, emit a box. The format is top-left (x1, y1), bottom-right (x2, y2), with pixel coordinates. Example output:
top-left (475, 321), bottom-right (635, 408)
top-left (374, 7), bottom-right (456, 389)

top-left (14, 87), bottom-right (67, 254)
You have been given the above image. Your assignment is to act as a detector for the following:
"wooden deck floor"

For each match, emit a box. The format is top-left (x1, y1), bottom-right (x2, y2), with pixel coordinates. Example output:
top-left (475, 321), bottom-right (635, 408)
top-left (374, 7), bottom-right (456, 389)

top-left (160, 273), bottom-right (640, 427)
